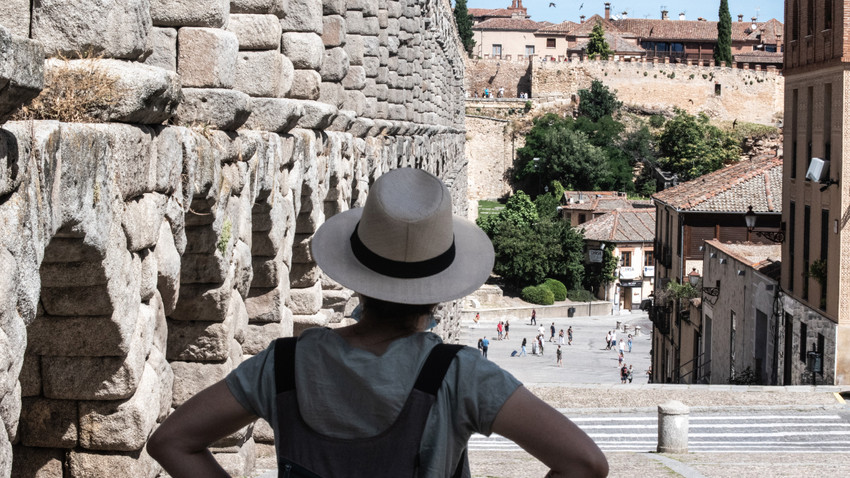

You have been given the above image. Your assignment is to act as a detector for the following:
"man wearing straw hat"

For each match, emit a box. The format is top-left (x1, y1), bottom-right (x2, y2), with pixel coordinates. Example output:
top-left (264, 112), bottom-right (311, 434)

top-left (147, 168), bottom-right (608, 477)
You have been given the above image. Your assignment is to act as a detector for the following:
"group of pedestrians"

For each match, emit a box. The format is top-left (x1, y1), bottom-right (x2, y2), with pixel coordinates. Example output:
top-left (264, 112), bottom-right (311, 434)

top-left (496, 320), bottom-right (510, 340)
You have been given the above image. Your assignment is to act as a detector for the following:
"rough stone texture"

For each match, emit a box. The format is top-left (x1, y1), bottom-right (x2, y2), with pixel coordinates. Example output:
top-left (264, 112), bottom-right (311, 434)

top-left (289, 70), bottom-right (322, 100)
top-left (19, 398), bottom-right (78, 448)
top-left (0, 27), bottom-right (45, 124)
top-left (322, 15), bottom-right (346, 47)
top-left (174, 88), bottom-right (252, 130)
top-left (242, 98), bottom-right (303, 133)
top-left (31, 0), bottom-right (152, 60)
top-left (150, 0), bottom-right (230, 28)
top-left (177, 28), bottom-right (239, 88)
top-left (321, 47), bottom-right (350, 82)
top-left (234, 50), bottom-right (287, 98)
top-left (230, 0), bottom-right (288, 16)
top-left (67, 447), bottom-right (159, 478)
top-left (296, 101), bottom-right (337, 130)
top-left (141, 27), bottom-right (178, 72)
top-left (0, 0), bottom-right (30, 38)
top-left (281, 32), bottom-right (325, 70)
top-left (228, 14), bottom-right (282, 50)
top-left (279, 0), bottom-right (322, 33)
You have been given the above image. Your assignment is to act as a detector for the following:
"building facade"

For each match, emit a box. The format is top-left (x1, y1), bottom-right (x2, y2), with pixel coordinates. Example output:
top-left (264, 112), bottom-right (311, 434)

top-left (781, 0), bottom-right (847, 385)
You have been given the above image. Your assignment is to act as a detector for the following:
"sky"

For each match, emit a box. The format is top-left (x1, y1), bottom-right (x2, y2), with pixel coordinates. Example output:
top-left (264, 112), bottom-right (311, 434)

top-left (464, 1), bottom-right (784, 24)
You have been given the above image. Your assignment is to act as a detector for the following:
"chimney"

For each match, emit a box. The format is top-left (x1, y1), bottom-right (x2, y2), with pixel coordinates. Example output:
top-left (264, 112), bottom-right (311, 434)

top-left (605, 2), bottom-right (611, 20)
top-left (661, 10), bottom-right (669, 20)
top-left (738, 14), bottom-right (744, 22)
top-left (580, 15), bottom-right (586, 24)
top-left (698, 17), bottom-right (706, 22)
top-left (679, 12), bottom-right (686, 21)
top-left (510, 0), bottom-right (517, 8)
top-left (751, 17), bottom-right (758, 31)
top-left (621, 11), bottom-right (628, 19)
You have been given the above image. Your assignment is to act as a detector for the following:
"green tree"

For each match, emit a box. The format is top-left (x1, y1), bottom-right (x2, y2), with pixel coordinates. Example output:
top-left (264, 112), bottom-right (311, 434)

top-left (715, 0), bottom-right (733, 66)
top-left (453, 0), bottom-right (476, 56)
top-left (583, 242), bottom-right (618, 296)
top-left (577, 80), bottom-right (622, 122)
top-left (586, 22), bottom-right (613, 60)
top-left (656, 109), bottom-right (741, 181)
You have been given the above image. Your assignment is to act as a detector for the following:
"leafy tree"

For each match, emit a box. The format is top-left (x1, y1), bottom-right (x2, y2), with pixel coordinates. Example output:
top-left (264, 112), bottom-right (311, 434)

top-left (586, 22), bottom-right (613, 60)
top-left (715, 0), bottom-right (733, 66)
top-left (656, 109), bottom-right (741, 181)
top-left (453, 0), bottom-right (476, 56)
top-left (577, 80), bottom-right (622, 122)
top-left (583, 242), bottom-right (618, 296)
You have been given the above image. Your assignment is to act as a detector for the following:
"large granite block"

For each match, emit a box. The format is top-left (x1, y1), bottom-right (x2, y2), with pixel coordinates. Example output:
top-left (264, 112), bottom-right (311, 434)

top-left (150, 0), bottom-right (230, 28)
top-left (174, 88), bottom-right (252, 131)
top-left (235, 50), bottom-right (288, 98)
top-left (243, 98), bottom-right (303, 133)
top-left (0, 0), bottom-right (30, 38)
top-left (0, 27), bottom-right (45, 123)
top-left (322, 15), bottom-right (346, 47)
top-left (289, 70), bottom-right (321, 100)
top-left (142, 27), bottom-right (178, 72)
top-left (228, 14), bottom-right (282, 50)
top-left (231, 0), bottom-right (288, 16)
top-left (280, 32), bottom-right (324, 69)
top-left (177, 28), bottom-right (238, 88)
top-left (280, 0), bottom-right (322, 33)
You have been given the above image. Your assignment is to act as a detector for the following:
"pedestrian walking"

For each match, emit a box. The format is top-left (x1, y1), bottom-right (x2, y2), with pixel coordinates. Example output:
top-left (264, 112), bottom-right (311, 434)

top-left (520, 337), bottom-right (527, 356)
top-left (504, 320), bottom-right (510, 340)
top-left (618, 339), bottom-right (625, 355)
top-left (550, 322), bottom-right (556, 342)
top-left (646, 364), bottom-right (653, 383)
top-left (477, 337), bottom-right (484, 356)
top-left (620, 364), bottom-right (628, 384)
top-left (628, 365), bottom-right (634, 383)
top-left (556, 346), bottom-right (563, 367)
top-left (530, 309), bottom-right (536, 325)
top-left (558, 329), bottom-right (565, 345)
top-left (537, 334), bottom-right (544, 355)
top-left (481, 336), bottom-right (490, 359)
top-left (627, 335), bottom-right (632, 353)
top-left (496, 321), bottom-right (503, 340)
top-left (531, 338), bottom-right (538, 355)
top-left (567, 326), bottom-right (573, 345)
top-left (473, 312), bottom-right (480, 328)
top-left (618, 352), bottom-right (624, 367)
top-left (605, 331), bottom-right (612, 350)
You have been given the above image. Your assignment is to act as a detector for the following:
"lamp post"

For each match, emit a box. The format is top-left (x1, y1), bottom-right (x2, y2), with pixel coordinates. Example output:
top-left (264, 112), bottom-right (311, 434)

top-left (807, 346), bottom-right (823, 386)
top-left (688, 268), bottom-right (720, 297)
top-left (532, 157), bottom-right (542, 196)
top-left (744, 206), bottom-right (785, 243)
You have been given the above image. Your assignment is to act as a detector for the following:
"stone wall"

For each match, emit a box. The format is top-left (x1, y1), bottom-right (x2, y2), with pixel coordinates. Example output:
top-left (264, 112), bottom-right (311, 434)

top-left (532, 57), bottom-right (785, 125)
top-left (464, 116), bottom-right (521, 205)
top-left (465, 57), bottom-right (532, 99)
top-left (0, 0), bottom-right (466, 476)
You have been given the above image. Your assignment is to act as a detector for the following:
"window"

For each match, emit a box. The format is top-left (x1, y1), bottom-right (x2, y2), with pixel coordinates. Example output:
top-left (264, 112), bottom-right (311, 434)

top-left (791, 0), bottom-right (800, 40)
top-left (803, 205), bottom-right (811, 301)
top-left (806, 86), bottom-right (813, 179)
top-left (824, 84), bottom-right (832, 163)
top-left (820, 209), bottom-right (829, 309)
top-left (492, 44), bottom-right (502, 57)
top-left (788, 201), bottom-right (795, 292)
top-left (644, 251), bottom-right (654, 266)
top-left (621, 251), bottom-right (632, 267)
top-left (791, 89), bottom-right (798, 179)
top-left (525, 45), bottom-right (535, 55)
top-left (578, 213), bottom-right (586, 224)
top-left (800, 322), bottom-right (808, 362)
top-left (807, 0), bottom-right (814, 35)
top-left (825, 0), bottom-right (834, 29)
top-left (714, 84), bottom-right (722, 96)
top-left (671, 43), bottom-right (684, 52)
top-left (765, 44), bottom-right (777, 52)
top-left (546, 38), bottom-right (556, 48)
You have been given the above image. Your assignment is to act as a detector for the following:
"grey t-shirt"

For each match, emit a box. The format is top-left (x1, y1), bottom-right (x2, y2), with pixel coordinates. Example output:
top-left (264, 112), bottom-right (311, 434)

top-left (225, 327), bottom-right (522, 476)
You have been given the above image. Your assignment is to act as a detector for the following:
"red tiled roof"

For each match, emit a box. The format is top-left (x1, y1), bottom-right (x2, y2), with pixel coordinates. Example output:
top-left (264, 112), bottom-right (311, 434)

top-left (560, 195), bottom-right (650, 211)
top-left (469, 8), bottom-right (513, 19)
top-left (579, 208), bottom-right (657, 243)
top-left (652, 156), bottom-right (783, 213)
top-left (475, 17), bottom-right (546, 31)
top-left (611, 18), bottom-right (783, 42)
top-left (569, 15), bottom-right (624, 36)
top-left (571, 31), bottom-right (645, 53)
top-left (706, 240), bottom-right (781, 280)
top-left (536, 21), bottom-right (578, 34)
top-left (734, 51), bottom-right (783, 64)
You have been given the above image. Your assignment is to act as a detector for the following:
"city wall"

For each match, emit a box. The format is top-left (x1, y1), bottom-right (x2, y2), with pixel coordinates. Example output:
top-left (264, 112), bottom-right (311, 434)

top-left (0, 0), bottom-right (467, 476)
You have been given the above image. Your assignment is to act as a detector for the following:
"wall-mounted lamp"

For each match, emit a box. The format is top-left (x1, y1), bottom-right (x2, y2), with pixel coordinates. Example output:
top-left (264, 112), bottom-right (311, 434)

top-left (737, 269), bottom-right (746, 276)
top-left (744, 206), bottom-right (786, 243)
top-left (709, 252), bottom-right (717, 258)
top-left (719, 258), bottom-right (727, 264)
top-left (688, 268), bottom-right (720, 297)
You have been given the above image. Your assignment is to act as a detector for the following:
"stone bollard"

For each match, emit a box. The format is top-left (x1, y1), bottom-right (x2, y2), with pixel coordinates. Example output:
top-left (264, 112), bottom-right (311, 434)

top-left (657, 400), bottom-right (689, 453)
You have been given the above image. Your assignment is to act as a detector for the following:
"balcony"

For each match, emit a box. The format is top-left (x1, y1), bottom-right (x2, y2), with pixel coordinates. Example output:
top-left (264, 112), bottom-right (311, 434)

top-left (619, 267), bottom-right (638, 280)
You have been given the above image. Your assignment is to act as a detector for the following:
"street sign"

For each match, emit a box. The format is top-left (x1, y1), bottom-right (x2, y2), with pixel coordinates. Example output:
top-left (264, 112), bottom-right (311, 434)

top-left (588, 249), bottom-right (603, 263)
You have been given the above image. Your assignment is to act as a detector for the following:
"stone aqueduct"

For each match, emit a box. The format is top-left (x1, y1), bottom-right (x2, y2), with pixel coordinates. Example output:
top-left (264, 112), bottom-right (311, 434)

top-left (0, 0), bottom-right (467, 476)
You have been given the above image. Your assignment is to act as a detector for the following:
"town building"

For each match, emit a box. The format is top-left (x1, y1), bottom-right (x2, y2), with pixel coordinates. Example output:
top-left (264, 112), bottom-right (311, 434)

top-left (579, 208), bottom-right (656, 311)
top-left (781, 0), bottom-right (847, 385)
top-left (558, 191), bottom-right (651, 225)
top-left (650, 156), bottom-right (783, 383)
top-left (470, 2), bottom-right (783, 69)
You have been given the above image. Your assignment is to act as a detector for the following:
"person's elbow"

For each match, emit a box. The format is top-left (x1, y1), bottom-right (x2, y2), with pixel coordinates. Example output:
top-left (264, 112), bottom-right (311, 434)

top-left (145, 425), bottom-right (170, 462)
top-left (573, 449), bottom-right (609, 477)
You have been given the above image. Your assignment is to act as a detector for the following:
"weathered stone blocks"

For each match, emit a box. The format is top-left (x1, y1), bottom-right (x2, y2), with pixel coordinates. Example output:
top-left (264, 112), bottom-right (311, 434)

top-left (31, 0), bottom-right (151, 59)
top-left (150, 0), bottom-right (230, 28)
top-left (280, 0), bottom-right (323, 33)
top-left (228, 14), bottom-right (282, 50)
top-left (0, 0), bottom-right (30, 38)
top-left (321, 47), bottom-right (350, 82)
top-left (322, 15), bottom-right (346, 47)
top-left (0, 27), bottom-right (45, 124)
top-left (231, 0), bottom-right (288, 16)
top-left (296, 101), bottom-right (338, 130)
top-left (67, 447), bottom-right (160, 478)
top-left (235, 51), bottom-right (289, 98)
top-left (178, 28), bottom-right (239, 88)
top-left (281, 32), bottom-right (325, 70)
top-left (19, 397), bottom-right (78, 448)
top-left (290, 70), bottom-right (322, 100)
top-left (175, 88), bottom-right (252, 131)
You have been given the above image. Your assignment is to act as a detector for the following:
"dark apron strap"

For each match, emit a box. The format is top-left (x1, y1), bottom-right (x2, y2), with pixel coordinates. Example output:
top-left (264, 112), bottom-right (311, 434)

top-left (413, 343), bottom-right (463, 395)
top-left (274, 337), bottom-right (298, 394)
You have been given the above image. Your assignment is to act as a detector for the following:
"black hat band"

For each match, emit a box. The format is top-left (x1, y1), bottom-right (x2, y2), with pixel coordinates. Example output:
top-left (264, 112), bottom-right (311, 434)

top-left (349, 222), bottom-right (456, 279)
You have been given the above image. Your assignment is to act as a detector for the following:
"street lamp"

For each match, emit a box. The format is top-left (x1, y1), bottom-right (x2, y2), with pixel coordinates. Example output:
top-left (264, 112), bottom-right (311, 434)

top-left (532, 157), bottom-right (542, 195)
top-left (807, 348), bottom-right (823, 386)
top-left (687, 268), bottom-right (720, 297)
top-left (744, 206), bottom-right (786, 243)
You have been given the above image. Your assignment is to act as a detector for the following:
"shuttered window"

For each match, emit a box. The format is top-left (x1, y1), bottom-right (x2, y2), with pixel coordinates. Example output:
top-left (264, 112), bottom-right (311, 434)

top-left (685, 226), bottom-right (715, 259)
top-left (718, 227), bottom-right (748, 244)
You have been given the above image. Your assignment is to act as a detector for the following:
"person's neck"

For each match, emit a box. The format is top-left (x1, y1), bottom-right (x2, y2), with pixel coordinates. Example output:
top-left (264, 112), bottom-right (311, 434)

top-left (335, 315), bottom-right (427, 356)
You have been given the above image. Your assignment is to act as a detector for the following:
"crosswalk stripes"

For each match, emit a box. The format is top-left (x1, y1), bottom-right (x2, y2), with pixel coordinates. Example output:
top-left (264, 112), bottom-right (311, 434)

top-left (468, 412), bottom-right (850, 453)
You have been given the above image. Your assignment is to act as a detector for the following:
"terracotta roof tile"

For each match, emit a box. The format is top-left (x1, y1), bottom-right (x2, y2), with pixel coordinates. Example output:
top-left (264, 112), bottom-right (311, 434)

top-left (611, 18), bottom-right (783, 42)
top-left (572, 32), bottom-right (645, 53)
top-left (475, 17), bottom-right (547, 31)
top-left (469, 8), bottom-right (513, 18)
top-left (652, 156), bottom-right (783, 213)
top-left (579, 208), bottom-right (656, 243)
top-left (706, 240), bottom-right (781, 279)
top-left (734, 51), bottom-right (783, 64)
top-left (537, 21), bottom-right (579, 34)
top-left (569, 15), bottom-right (624, 35)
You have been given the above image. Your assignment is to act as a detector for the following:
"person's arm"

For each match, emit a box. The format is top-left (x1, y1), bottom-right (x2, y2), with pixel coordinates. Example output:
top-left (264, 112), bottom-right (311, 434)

top-left (491, 386), bottom-right (608, 478)
top-left (147, 380), bottom-right (258, 478)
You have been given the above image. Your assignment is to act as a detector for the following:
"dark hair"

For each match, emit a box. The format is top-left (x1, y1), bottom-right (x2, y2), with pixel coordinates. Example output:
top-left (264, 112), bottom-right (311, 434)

top-left (360, 296), bottom-right (438, 328)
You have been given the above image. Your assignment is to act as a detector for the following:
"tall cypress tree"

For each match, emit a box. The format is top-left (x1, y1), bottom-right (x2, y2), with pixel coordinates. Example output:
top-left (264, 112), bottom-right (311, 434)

top-left (587, 22), bottom-right (612, 60)
top-left (714, 0), bottom-right (733, 66)
top-left (454, 0), bottom-right (476, 57)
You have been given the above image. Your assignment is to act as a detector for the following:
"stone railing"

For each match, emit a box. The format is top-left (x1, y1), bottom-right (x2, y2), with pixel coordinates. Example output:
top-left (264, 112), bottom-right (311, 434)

top-left (0, 1), bottom-right (467, 477)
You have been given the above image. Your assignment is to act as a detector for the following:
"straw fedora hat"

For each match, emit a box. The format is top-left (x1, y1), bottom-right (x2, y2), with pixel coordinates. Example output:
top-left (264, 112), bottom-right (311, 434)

top-left (312, 168), bottom-right (495, 304)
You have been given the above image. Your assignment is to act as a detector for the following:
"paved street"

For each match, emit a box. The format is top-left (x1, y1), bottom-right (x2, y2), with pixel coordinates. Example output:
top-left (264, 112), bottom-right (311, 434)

top-left (462, 311), bottom-right (654, 385)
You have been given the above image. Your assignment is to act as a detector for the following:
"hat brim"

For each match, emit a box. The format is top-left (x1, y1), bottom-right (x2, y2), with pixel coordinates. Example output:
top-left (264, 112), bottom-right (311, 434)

top-left (311, 208), bottom-right (495, 304)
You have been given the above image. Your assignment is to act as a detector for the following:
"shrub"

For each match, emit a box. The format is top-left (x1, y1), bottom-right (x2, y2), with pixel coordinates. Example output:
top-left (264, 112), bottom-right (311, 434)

top-left (566, 289), bottom-right (595, 302)
top-left (649, 114), bottom-right (665, 128)
top-left (542, 278), bottom-right (567, 301)
top-left (522, 285), bottom-right (555, 305)
top-left (524, 100), bottom-right (532, 112)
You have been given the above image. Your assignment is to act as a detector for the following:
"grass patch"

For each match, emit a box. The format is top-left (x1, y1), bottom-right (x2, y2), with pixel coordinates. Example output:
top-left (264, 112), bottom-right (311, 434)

top-left (12, 53), bottom-right (123, 123)
top-left (478, 200), bottom-right (505, 216)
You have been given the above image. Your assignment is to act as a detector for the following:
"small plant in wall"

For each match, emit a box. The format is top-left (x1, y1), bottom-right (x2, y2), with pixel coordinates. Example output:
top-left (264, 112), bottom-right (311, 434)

top-left (809, 259), bottom-right (827, 288)
top-left (217, 218), bottom-right (232, 255)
